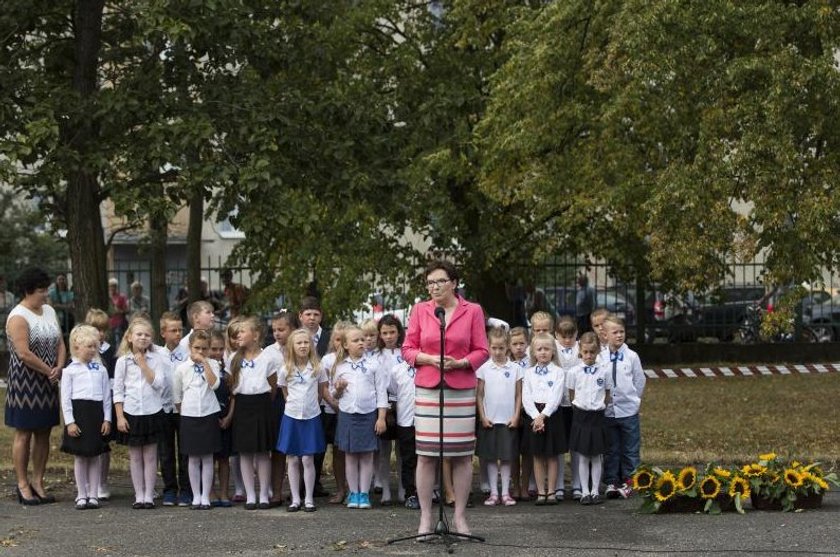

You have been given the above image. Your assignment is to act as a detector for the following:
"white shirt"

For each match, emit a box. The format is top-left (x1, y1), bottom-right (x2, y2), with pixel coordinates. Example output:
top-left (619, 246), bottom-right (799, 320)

top-left (378, 348), bottom-right (403, 402)
top-left (174, 358), bottom-right (221, 417)
top-left (568, 362), bottom-right (612, 411)
top-left (113, 350), bottom-right (165, 416)
top-left (522, 362), bottom-right (565, 419)
top-left (556, 342), bottom-right (579, 407)
top-left (231, 349), bottom-right (280, 396)
top-left (604, 344), bottom-right (645, 419)
top-left (320, 352), bottom-right (338, 415)
top-left (333, 356), bottom-right (389, 415)
top-left (388, 361), bottom-right (416, 427)
top-left (157, 344), bottom-right (188, 414)
top-left (278, 362), bottom-right (327, 420)
top-left (60, 359), bottom-right (112, 425)
top-left (177, 330), bottom-right (194, 357)
top-left (476, 360), bottom-right (522, 424)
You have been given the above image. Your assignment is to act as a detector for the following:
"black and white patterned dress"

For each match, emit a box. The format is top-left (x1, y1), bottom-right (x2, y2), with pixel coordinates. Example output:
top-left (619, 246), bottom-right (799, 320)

top-left (4, 304), bottom-right (61, 429)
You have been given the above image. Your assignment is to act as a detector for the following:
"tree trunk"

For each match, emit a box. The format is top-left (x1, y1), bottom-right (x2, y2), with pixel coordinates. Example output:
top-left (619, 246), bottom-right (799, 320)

top-left (149, 211), bottom-right (168, 334)
top-left (65, 0), bottom-right (107, 318)
top-left (186, 185), bottom-right (204, 305)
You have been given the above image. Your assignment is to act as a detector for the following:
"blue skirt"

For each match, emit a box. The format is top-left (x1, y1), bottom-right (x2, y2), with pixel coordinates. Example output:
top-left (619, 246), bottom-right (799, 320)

top-left (335, 410), bottom-right (378, 453)
top-left (276, 414), bottom-right (326, 456)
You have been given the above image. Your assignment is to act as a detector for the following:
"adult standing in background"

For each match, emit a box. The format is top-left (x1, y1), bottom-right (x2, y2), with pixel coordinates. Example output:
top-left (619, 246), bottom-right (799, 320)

top-left (402, 260), bottom-right (489, 537)
top-left (128, 281), bottom-right (150, 321)
top-left (107, 278), bottom-right (128, 346)
top-left (5, 267), bottom-right (66, 505)
top-left (576, 275), bottom-right (595, 335)
top-left (49, 274), bottom-right (75, 341)
top-left (221, 269), bottom-right (249, 319)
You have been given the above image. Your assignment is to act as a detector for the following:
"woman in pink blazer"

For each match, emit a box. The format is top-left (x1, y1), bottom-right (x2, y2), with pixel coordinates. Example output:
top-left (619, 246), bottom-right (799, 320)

top-left (402, 260), bottom-right (489, 537)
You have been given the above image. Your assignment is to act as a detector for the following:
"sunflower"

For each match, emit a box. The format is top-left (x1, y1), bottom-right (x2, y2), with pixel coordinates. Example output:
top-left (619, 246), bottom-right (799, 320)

top-left (729, 476), bottom-right (751, 499)
top-left (654, 471), bottom-right (678, 502)
top-left (699, 476), bottom-right (721, 500)
top-left (632, 469), bottom-right (654, 492)
top-left (713, 467), bottom-right (731, 478)
top-left (806, 473), bottom-right (830, 491)
top-left (741, 463), bottom-right (766, 477)
top-left (784, 468), bottom-right (804, 489)
top-left (767, 471), bottom-right (781, 484)
top-left (677, 466), bottom-right (697, 491)
top-left (759, 452), bottom-right (777, 461)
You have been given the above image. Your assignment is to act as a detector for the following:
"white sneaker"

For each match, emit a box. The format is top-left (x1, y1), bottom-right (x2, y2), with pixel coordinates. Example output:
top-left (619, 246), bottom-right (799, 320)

top-left (618, 483), bottom-right (633, 499)
top-left (605, 484), bottom-right (620, 499)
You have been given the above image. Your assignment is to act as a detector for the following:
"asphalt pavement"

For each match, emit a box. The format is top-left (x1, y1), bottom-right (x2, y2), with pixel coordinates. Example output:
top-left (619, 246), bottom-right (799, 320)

top-left (1, 473), bottom-right (839, 556)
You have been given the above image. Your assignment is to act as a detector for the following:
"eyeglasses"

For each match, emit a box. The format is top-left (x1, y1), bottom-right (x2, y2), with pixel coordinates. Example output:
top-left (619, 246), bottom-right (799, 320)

top-left (425, 278), bottom-right (451, 289)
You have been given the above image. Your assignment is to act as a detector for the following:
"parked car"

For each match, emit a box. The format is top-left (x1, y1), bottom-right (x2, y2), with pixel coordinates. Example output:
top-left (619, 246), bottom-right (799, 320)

top-left (540, 286), bottom-right (636, 326)
top-left (691, 285), bottom-right (767, 341)
top-left (804, 295), bottom-right (840, 342)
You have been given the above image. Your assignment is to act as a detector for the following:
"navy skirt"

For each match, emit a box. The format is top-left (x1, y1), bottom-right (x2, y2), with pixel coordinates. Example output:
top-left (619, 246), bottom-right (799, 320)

top-left (276, 414), bottom-right (326, 456)
top-left (335, 410), bottom-right (378, 453)
top-left (568, 407), bottom-right (608, 457)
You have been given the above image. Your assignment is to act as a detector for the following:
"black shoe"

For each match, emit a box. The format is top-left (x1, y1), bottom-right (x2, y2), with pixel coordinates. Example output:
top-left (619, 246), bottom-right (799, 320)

top-left (287, 503), bottom-right (300, 512)
top-left (244, 502), bottom-right (257, 510)
top-left (303, 503), bottom-right (316, 513)
top-left (143, 502), bottom-right (155, 509)
top-left (16, 487), bottom-right (41, 506)
top-left (590, 494), bottom-right (603, 505)
top-left (132, 501), bottom-right (144, 510)
top-left (373, 486), bottom-right (383, 495)
top-left (30, 485), bottom-right (56, 504)
top-left (258, 502), bottom-right (270, 510)
top-left (580, 495), bottom-right (592, 505)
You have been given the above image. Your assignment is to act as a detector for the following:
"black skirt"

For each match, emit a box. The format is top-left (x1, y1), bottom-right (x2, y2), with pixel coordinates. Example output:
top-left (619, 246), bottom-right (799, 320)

top-left (231, 393), bottom-right (276, 453)
top-left (568, 407), bottom-right (609, 457)
top-left (522, 404), bottom-right (567, 457)
top-left (61, 400), bottom-right (109, 457)
top-left (476, 423), bottom-right (519, 461)
top-left (180, 413), bottom-right (222, 455)
top-left (116, 410), bottom-right (165, 446)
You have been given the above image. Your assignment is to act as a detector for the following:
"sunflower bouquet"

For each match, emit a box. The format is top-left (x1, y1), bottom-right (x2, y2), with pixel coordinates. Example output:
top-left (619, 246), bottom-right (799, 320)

top-left (634, 463), bottom-right (750, 514)
top-left (745, 452), bottom-right (838, 512)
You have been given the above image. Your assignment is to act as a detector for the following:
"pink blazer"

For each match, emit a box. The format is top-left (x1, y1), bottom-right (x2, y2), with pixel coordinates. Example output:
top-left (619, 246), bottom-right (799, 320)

top-left (402, 297), bottom-right (489, 390)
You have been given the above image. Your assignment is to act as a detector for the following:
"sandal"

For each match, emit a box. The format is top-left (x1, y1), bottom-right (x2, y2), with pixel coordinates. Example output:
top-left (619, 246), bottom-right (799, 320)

top-left (501, 494), bottom-right (517, 506)
top-left (534, 493), bottom-right (549, 506)
top-left (483, 494), bottom-right (499, 506)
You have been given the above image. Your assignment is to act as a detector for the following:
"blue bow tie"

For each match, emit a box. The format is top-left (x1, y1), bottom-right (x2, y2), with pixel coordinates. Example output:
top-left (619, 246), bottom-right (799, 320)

top-left (535, 365), bottom-right (550, 376)
top-left (193, 364), bottom-right (204, 373)
top-left (407, 366), bottom-right (416, 379)
top-left (518, 359), bottom-right (527, 368)
top-left (241, 359), bottom-right (256, 368)
top-left (562, 347), bottom-right (573, 354)
top-left (170, 352), bottom-right (184, 363)
top-left (584, 365), bottom-right (598, 375)
top-left (396, 355), bottom-right (404, 364)
top-left (610, 351), bottom-right (624, 362)
top-left (351, 360), bottom-right (368, 373)
top-left (87, 362), bottom-right (100, 370)
top-left (294, 370), bottom-right (307, 384)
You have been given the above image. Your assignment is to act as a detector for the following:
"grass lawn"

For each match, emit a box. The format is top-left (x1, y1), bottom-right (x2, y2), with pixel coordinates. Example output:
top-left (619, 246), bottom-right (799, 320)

top-left (2, 372), bottom-right (839, 474)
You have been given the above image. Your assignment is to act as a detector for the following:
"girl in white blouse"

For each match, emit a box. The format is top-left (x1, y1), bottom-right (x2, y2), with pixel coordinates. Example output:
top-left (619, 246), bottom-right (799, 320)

top-left (60, 325), bottom-right (111, 510)
top-left (173, 330), bottom-right (221, 509)
top-left (276, 329), bottom-right (328, 512)
top-left (228, 316), bottom-right (280, 510)
top-left (113, 318), bottom-right (166, 509)
top-left (522, 333), bottom-right (567, 506)
top-left (332, 326), bottom-right (388, 510)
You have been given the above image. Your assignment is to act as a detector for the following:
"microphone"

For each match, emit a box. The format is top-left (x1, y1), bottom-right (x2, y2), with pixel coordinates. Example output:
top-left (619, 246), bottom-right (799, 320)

top-left (434, 306), bottom-right (446, 326)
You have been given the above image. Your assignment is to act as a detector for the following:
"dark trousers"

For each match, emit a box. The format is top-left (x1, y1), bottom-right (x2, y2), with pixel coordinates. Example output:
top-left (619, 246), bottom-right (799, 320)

top-left (159, 412), bottom-right (190, 496)
top-left (396, 425), bottom-right (417, 498)
top-left (314, 407), bottom-right (329, 488)
top-left (604, 413), bottom-right (641, 486)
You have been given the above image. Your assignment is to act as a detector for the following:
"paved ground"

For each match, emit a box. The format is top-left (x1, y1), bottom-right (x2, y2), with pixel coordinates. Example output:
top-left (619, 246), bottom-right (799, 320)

top-left (1, 473), bottom-right (839, 556)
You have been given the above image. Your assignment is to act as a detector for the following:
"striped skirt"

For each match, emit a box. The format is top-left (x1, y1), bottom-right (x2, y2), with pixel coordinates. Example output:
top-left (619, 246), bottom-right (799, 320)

top-left (414, 387), bottom-right (476, 458)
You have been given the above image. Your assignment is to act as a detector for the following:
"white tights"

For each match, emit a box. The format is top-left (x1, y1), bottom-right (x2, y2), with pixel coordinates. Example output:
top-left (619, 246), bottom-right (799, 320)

top-left (486, 460), bottom-right (512, 497)
top-left (239, 452), bottom-right (271, 504)
top-left (128, 444), bottom-right (158, 503)
top-left (577, 454), bottom-right (603, 497)
top-left (74, 455), bottom-right (102, 500)
top-left (345, 451), bottom-right (374, 494)
top-left (188, 454), bottom-right (214, 506)
top-left (286, 455), bottom-right (316, 505)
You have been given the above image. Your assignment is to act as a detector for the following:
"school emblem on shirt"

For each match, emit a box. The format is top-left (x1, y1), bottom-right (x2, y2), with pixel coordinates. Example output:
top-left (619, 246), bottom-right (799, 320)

top-left (504, 371), bottom-right (510, 378)
top-left (597, 378), bottom-right (604, 387)
top-left (548, 381), bottom-right (554, 387)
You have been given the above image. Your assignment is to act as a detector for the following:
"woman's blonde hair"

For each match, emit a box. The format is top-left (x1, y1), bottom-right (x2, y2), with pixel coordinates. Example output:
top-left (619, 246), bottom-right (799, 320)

top-left (529, 333), bottom-right (559, 366)
top-left (284, 328), bottom-right (320, 380)
top-left (69, 324), bottom-right (101, 360)
top-left (117, 317), bottom-right (155, 357)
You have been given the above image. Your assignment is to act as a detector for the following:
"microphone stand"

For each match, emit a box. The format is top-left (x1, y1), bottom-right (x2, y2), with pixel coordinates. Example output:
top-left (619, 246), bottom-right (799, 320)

top-left (388, 307), bottom-right (485, 551)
